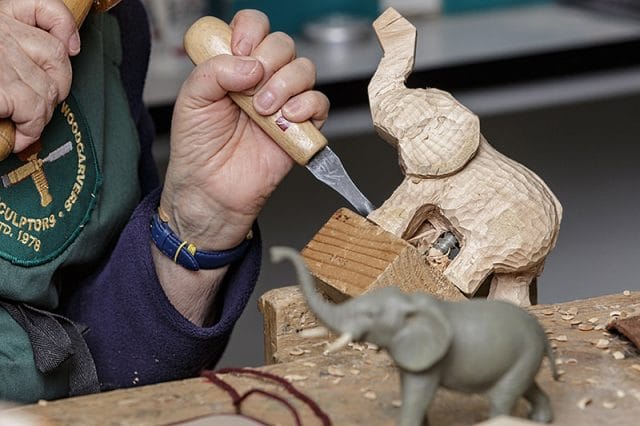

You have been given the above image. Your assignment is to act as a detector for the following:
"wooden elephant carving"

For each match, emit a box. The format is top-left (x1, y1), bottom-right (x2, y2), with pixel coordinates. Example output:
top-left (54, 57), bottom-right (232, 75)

top-left (367, 8), bottom-right (562, 306)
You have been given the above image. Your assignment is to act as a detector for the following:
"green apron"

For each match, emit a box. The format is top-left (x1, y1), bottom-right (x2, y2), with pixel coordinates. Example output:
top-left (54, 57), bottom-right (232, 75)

top-left (0, 12), bottom-right (141, 402)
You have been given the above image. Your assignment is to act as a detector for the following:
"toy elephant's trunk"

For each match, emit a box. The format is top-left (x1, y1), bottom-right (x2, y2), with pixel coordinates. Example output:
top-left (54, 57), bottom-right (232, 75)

top-left (270, 247), bottom-right (347, 333)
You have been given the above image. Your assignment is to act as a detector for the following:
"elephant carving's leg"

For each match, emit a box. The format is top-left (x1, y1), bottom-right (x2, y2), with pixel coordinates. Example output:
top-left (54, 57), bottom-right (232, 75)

top-left (523, 381), bottom-right (553, 423)
top-left (488, 271), bottom-right (537, 307)
top-left (443, 246), bottom-right (493, 296)
top-left (399, 371), bottom-right (439, 426)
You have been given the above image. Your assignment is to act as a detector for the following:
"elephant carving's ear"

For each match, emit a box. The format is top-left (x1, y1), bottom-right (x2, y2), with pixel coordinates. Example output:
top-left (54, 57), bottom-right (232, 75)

top-left (389, 309), bottom-right (452, 373)
top-left (398, 88), bottom-right (480, 178)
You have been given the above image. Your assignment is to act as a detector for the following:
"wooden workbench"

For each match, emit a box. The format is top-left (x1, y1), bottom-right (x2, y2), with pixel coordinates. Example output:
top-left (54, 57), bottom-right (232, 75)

top-left (6, 291), bottom-right (640, 425)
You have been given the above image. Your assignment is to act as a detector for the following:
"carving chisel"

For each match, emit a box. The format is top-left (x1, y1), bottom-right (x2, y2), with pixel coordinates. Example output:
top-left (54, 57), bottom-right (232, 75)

top-left (0, 0), bottom-right (122, 161)
top-left (184, 17), bottom-right (375, 216)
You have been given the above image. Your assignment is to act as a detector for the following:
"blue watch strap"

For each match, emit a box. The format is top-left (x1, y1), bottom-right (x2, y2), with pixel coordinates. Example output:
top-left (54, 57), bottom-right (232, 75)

top-left (150, 212), bottom-right (251, 271)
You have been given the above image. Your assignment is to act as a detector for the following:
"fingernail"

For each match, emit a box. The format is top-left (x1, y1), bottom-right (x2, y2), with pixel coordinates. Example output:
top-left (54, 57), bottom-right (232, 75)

top-left (68, 31), bottom-right (81, 55)
top-left (235, 58), bottom-right (258, 75)
top-left (256, 91), bottom-right (275, 111)
top-left (234, 38), bottom-right (252, 56)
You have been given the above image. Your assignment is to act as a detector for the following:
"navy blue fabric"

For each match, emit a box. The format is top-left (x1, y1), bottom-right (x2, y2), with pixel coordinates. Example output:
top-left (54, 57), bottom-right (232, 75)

top-left (58, 1), bottom-right (262, 391)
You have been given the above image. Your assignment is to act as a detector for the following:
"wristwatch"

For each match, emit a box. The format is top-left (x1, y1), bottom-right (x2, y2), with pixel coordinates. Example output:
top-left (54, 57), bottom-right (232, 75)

top-left (150, 211), bottom-right (252, 271)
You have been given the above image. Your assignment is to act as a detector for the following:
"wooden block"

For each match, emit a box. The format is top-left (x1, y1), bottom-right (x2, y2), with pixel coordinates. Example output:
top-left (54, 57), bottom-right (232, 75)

top-left (301, 208), bottom-right (464, 302)
top-left (258, 286), bottom-right (333, 365)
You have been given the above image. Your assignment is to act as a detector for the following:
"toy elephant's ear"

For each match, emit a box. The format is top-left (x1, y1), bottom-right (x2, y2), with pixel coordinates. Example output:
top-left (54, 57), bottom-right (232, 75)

top-left (398, 89), bottom-right (480, 178)
top-left (389, 308), bottom-right (453, 373)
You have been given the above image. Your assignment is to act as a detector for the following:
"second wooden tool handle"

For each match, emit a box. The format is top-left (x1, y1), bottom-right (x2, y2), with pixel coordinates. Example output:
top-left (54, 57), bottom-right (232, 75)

top-left (183, 16), bottom-right (327, 166)
top-left (0, 0), bottom-right (95, 162)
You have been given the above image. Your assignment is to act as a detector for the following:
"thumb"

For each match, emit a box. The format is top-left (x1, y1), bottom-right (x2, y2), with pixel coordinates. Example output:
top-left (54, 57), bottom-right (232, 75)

top-left (177, 55), bottom-right (263, 109)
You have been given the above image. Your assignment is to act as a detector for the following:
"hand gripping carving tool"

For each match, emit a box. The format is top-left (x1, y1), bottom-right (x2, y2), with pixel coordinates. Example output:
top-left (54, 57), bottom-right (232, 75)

top-left (183, 16), bottom-right (375, 216)
top-left (0, 0), bottom-right (123, 161)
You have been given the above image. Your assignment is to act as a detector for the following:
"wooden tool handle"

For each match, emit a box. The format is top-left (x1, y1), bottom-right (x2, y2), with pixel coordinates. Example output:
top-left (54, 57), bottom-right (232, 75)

top-left (184, 16), bottom-right (327, 166)
top-left (0, 0), bottom-right (95, 161)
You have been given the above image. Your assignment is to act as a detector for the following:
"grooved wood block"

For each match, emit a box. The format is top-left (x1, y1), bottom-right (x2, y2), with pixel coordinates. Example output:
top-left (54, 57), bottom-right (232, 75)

top-left (301, 208), bottom-right (464, 302)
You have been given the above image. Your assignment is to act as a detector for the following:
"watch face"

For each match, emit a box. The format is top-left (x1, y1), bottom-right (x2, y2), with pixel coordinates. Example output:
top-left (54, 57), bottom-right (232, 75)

top-left (0, 95), bottom-right (101, 266)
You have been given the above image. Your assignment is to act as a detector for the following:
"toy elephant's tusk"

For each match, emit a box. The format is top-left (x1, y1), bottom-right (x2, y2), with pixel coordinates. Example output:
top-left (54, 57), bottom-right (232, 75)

top-left (324, 332), bottom-right (353, 355)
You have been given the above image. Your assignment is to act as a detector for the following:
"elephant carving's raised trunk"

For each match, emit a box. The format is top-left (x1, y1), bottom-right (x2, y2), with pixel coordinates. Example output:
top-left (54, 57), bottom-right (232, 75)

top-left (270, 247), bottom-right (348, 334)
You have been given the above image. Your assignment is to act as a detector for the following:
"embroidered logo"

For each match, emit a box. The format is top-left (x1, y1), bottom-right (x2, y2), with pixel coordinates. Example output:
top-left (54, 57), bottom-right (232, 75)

top-left (0, 95), bottom-right (101, 266)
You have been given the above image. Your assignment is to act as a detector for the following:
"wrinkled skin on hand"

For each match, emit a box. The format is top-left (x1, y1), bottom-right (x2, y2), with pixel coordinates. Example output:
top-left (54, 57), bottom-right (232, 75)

top-left (160, 10), bottom-right (329, 252)
top-left (0, 0), bottom-right (79, 151)
top-left (155, 10), bottom-right (330, 324)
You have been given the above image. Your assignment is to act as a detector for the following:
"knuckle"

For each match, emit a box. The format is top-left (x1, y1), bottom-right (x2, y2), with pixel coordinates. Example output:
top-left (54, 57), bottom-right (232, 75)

top-left (296, 57), bottom-right (316, 77)
top-left (51, 39), bottom-right (68, 63)
top-left (273, 32), bottom-right (295, 51)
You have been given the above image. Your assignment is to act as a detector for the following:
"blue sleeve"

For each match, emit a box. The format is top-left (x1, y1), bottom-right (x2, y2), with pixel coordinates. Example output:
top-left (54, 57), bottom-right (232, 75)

top-left (59, 188), bottom-right (262, 390)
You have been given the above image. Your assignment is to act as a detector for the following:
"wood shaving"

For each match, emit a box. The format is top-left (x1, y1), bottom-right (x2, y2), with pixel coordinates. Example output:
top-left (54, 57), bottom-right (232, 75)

top-left (391, 400), bottom-right (402, 408)
top-left (577, 397), bottom-right (592, 409)
top-left (610, 311), bottom-right (622, 317)
top-left (578, 324), bottom-right (594, 331)
top-left (332, 378), bottom-right (342, 385)
top-left (630, 364), bottom-right (640, 373)
top-left (623, 290), bottom-right (631, 296)
top-left (617, 390), bottom-right (626, 398)
top-left (566, 358), bottom-right (578, 365)
top-left (586, 378), bottom-right (599, 385)
top-left (602, 401), bottom-right (617, 409)
top-left (613, 351), bottom-right (625, 360)
top-left (542, 309), bottom-right (555, 316)
top-left (567, 307), bottom-right (579, 315)
top-left (302, 362), bottom-right (317, 368)
top-left (284, 374), bottom-right (308, 382)
top-left (594, 325), bottom-right (605, 330)
top-left (570, 319), bottom-right (582, 326)
top-left (327, 366), bottom-right (345, 377)
top-left (349, 343), bottom-right (365, 352)
top-left (595, 339), bottom-right (610, 349)
top-left (366, 343), bottom-right (379, 351)
top-left (363, 391), bottom-right (377, 400)
top-left (350, 369), bottom-right (361, 375)
top-left (588, 317), bottom-right (600, 324)
top-left (553, 335), bottom-right (568, 342)
top-left (288, 347), bottom-right (305, 356)
top-left (561, 314), bottom-right (575, 321)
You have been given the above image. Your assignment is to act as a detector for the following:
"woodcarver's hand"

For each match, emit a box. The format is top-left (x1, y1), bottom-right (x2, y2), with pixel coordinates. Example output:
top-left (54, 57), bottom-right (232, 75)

top-left (155, 10), bottom-right (329, 324)
top-left (0, 0), bottom-right (79, 152)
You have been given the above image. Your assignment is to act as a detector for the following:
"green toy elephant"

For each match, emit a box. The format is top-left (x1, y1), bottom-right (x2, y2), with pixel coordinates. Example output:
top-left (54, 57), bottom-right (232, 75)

top-left (270, 247), bottom-right (559, 425)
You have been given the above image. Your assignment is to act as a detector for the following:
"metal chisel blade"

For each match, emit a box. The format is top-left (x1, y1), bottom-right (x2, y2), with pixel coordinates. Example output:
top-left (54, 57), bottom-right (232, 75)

top-left (306, 147), bottom-right (375, 216)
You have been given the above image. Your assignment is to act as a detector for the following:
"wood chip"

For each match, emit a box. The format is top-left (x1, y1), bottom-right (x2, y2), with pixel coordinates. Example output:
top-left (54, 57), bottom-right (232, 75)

top-left (391, 400), bottom-right (402, 408)
top-left (631, 364), bottom-right (640, 372)
top-left (586, 378), bottom-right (599, 385)
top-left (566, 358), bottom-right (578, 365)
top-left (594, 324), bottom-right (605, 330)
top-left (350, 369), bottom-right (361, 375)
top-left (542, 309), bottom-right (555, 316)
top-left (617, 390), bottom-right (626, 398)
top-left (284, 374), bottom-right (308, 382)
top-left (570, 319), bottom-right (582, 326)
top-left (302, 362), bottom-right (317, 368)
top-left (553, 335), bottom-right (568, 342)
top-left (363, 391), bottom-right (377, 400)
top-left (578, 324), bottom-right (594, 331)
top-left (595, 339), bottom-right (610, 349)
top-left (610, 311), bottom-right (623, 317)
top-left (332, 378), bottom-right (342, 385)
top-left (288, 347), bottom-right (305, 356)
top-left (567, 307), bottom-right (579, 315)
top-left (577, 397), bottom-right (592, 409)
top-left (613, 351), bottom-right (626, 360)
top-left (624, 290), bottom-right (631, 296)
top-left (561, 314), bottom-right (575, 321)
top-left (602, 401), bottom-right (617, 409)
top-left (588, 317), bottom-right (600, 324)
top-left (327, 366), bottom-right (345, 377)
top-left (366, 343), bottom-right (379, 351)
